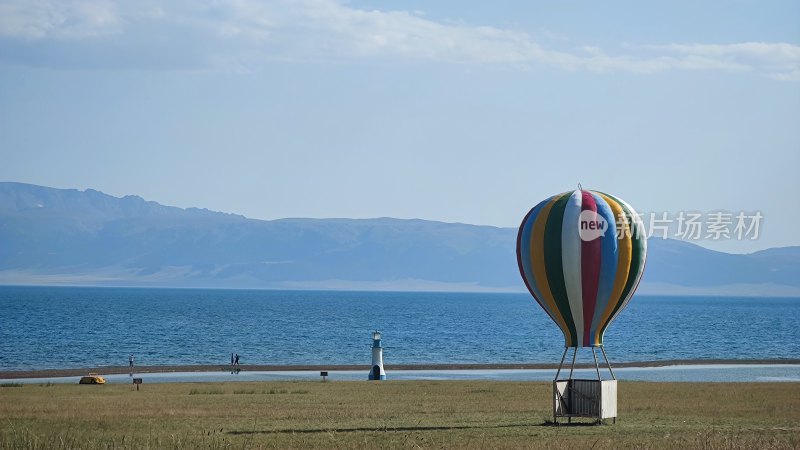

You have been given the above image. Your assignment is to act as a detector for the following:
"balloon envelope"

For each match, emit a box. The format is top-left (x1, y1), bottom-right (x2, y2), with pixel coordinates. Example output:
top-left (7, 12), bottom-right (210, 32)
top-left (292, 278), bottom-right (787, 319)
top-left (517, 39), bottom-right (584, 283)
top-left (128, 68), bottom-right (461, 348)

top-left (516, 190), bottom-right (647, 348)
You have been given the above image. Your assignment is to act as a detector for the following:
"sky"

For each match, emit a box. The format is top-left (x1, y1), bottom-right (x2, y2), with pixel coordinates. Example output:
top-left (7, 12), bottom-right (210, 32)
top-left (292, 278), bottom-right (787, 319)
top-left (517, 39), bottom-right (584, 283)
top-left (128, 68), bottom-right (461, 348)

top-left (1, 0), bottom-right (798, 253)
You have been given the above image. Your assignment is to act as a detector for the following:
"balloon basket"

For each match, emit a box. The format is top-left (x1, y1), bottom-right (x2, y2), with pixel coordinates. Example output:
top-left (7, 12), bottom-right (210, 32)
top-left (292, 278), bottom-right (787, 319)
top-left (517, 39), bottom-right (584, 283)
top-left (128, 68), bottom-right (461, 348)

top-left (552, 346), bottom-right (617, 425)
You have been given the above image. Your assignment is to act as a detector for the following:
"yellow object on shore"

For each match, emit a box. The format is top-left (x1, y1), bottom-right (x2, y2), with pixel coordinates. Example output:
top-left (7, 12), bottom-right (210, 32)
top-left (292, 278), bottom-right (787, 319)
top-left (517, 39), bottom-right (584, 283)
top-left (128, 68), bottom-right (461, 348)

top-left (78, 374), bottom-right (105, 384)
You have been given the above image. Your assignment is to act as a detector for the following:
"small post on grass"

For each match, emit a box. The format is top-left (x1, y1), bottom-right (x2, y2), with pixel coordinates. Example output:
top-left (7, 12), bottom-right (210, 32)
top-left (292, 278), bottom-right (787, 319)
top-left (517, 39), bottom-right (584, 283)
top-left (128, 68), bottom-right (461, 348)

top-left (133, 378), bottom-right (142, 391)
top-left (320, 371), bottom-right (328, 382)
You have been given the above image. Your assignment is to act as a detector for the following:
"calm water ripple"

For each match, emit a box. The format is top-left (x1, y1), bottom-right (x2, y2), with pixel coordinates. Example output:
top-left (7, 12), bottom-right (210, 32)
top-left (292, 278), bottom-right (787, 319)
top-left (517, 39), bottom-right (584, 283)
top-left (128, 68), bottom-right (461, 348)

top-left (0, 286), bottom-right (798, 371)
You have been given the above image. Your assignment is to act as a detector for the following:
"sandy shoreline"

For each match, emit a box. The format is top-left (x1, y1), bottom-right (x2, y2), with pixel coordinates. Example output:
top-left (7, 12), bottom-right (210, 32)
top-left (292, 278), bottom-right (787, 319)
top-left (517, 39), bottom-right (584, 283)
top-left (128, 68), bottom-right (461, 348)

top-left (1, 359), bottom-right (799, 379)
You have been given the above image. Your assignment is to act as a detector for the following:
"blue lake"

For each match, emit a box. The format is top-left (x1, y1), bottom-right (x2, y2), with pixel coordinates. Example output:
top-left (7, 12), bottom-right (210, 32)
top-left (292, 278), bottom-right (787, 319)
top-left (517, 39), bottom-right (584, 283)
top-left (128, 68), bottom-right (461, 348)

top-left (0, 286), bottom-right (798, 371)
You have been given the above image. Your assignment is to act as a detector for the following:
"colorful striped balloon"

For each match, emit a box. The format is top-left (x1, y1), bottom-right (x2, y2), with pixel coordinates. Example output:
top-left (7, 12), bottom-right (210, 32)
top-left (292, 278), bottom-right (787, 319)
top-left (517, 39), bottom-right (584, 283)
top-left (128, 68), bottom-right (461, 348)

top-left (516, 190), bottom-right (647, 348)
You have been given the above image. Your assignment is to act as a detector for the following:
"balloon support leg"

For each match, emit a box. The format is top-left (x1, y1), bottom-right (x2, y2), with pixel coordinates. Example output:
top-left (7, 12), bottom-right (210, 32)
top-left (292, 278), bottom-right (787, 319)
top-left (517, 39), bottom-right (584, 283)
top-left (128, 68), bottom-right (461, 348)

top-left (554, 347), bottom-right (569, 381)
top-left (600, 346), bottom-right (616, 380)
top-left (568, 346), bottom-right (578, 380)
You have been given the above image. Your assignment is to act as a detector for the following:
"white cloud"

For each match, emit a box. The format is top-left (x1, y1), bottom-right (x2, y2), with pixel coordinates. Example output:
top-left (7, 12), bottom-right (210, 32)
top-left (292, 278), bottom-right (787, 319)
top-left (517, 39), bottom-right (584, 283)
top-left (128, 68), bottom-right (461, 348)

top-left (0, 0), bottom-right (797, 80)
top-left (770, 69), bottom-right (800, 82)
top-left (643, 42), bottom-right (800, 78)
top-left (647, 42), bottom-right (800, 64)
top-left (0, 0), bottom-right (122, 39)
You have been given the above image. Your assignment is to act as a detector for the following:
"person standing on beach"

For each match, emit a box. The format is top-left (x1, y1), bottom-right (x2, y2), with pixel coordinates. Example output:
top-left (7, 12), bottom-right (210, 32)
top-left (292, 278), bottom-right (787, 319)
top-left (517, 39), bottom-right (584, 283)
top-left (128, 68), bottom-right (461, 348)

top-left (234, 353), bottom-right (240, 366)
top-left (129, 355), bottom-right (134, 368)
top-left (231, 352), bottom-right (234, 366)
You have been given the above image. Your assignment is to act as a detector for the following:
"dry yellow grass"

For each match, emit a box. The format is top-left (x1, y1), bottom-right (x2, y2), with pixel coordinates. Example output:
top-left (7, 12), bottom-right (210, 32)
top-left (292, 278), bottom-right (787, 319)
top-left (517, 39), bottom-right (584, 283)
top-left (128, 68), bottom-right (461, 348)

top-left (1, 380), bottom-right (798, 449)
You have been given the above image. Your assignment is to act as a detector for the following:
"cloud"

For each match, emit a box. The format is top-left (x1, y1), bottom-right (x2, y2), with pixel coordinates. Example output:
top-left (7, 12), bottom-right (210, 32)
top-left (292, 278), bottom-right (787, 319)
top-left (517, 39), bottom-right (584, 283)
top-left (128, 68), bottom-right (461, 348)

top-left (643, 42), bottom-right (800, 80)
top-left (0, 0), bottom-right (122, 39)
top-left (771, 69), bottom-right (800, 82)
top-left (646, 42), bottom-right (800, 64)
top-left (0, 0), bottom-right (797, 80)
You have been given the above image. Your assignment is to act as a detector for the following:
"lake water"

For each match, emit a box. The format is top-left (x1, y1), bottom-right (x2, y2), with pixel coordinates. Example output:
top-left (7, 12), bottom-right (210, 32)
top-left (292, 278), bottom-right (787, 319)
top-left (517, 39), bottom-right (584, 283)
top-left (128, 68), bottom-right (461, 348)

top-left (0, 286), bottom-right (798, 372)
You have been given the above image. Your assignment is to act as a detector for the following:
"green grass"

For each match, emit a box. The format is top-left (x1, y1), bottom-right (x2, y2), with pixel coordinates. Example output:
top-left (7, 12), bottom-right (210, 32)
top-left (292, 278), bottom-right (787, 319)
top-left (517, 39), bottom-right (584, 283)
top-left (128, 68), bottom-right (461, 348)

top-left (1, 380), bottom-right (798, 449)
top-left (189, 388), bottom-right (225, 395)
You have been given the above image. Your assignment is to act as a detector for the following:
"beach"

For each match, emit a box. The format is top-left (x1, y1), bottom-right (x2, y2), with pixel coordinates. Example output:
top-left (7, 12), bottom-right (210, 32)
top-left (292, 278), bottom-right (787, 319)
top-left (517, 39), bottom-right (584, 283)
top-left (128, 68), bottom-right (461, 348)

top-left (2, 359), bottom-right (799, 379)
top-left (3, 360), bottom-right (800, 385)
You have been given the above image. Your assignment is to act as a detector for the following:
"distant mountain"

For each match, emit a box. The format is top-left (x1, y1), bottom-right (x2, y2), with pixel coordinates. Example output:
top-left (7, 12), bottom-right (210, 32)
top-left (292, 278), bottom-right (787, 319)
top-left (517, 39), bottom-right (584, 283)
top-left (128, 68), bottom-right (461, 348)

top-left (640, 239), bottom-right (800, 296)
top-left (0, 182), bottom-right (798, 295)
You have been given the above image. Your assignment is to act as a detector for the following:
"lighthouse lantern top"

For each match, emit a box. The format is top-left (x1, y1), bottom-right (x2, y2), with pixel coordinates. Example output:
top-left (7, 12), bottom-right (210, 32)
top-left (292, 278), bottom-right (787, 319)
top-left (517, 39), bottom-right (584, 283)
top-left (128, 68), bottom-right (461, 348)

top-left (372, 330), bottom-right (381, 341)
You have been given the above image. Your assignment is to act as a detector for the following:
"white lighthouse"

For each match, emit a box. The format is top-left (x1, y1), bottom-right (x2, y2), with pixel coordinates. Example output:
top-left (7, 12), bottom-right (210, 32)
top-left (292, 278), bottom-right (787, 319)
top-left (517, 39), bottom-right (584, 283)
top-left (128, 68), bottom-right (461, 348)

top-left (368, 330), bottom-right (386, 381)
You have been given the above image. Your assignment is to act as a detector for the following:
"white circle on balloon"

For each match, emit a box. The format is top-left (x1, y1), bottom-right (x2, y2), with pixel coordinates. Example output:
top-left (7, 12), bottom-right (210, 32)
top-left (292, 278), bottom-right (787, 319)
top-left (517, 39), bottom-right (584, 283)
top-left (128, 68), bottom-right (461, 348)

top-left (578, 210), bottom-right (608, 242)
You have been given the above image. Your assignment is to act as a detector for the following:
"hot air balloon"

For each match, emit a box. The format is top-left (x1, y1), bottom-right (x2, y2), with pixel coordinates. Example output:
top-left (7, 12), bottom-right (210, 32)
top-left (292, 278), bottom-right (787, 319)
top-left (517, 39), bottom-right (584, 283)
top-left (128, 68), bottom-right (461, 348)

top-left (516, 187), bottom-right (647, 424)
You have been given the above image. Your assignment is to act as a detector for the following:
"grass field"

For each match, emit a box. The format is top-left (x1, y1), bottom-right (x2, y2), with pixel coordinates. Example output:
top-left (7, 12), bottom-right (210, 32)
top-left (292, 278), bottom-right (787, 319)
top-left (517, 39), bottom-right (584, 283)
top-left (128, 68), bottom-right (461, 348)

top-left (1, 380), bottom-right (798, 449)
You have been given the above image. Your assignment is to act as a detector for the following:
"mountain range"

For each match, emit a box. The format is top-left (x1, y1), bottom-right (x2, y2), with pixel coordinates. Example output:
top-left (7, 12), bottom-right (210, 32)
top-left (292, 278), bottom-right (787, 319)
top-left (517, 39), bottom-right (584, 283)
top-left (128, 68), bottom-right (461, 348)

top-left (1, 182), bottom-right (798, 296)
